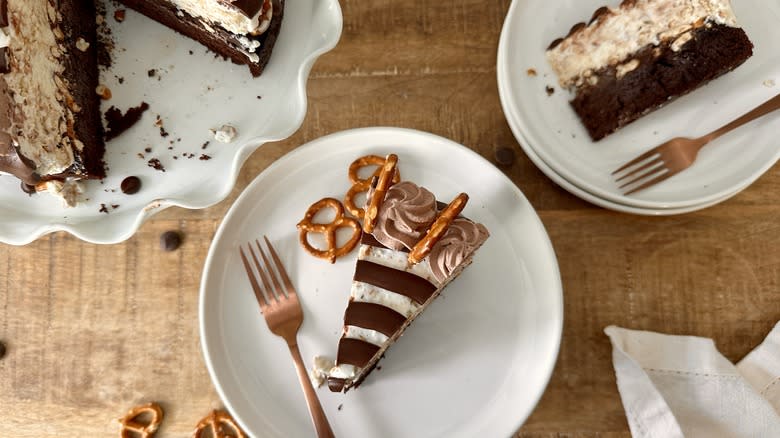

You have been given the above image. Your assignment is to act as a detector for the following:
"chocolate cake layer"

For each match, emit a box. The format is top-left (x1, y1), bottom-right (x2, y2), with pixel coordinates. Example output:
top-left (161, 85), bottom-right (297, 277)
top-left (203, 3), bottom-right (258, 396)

top-left (0, 0), bottom-right (104, 184)
top-left (571, 23), bottom-right (753, 140)
top-left (117, 0), bottom-right (284, 77)
top-left (57, 0), bottom-right (105, 179)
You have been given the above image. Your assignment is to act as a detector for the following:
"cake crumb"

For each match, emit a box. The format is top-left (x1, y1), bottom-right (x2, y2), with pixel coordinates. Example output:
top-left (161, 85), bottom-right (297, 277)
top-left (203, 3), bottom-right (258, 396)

top-left (764, 79), bottom-right (776, 88)
top-left (145, 147), bottom-right (152, 153)
top-left (104, 102), bottom-right (150, 141)
top-left (212, 125), bottom-right (238, 143)
top-left (527, 68), bottom-right (537, 77)
top-left (147, 158), bottom-right (165, 172)
top-left (147, 69), bottom-right (157, 78)
top-left (75, 38), bottom-right (90, 52)
top-left (199, 154), bottom-right (212, 161)
top-left (99, 204), bottom-right (109, 214)
top-left (545, 86), bottom-right (555, 96)
top-left (114, 9), bottom-right (126, 22)
top-left (96, 84), bottom-right (112, 100)
top-left (201, 141), bottom-right (210, 150)
top-left (337, 404), bottom-right (343, 411)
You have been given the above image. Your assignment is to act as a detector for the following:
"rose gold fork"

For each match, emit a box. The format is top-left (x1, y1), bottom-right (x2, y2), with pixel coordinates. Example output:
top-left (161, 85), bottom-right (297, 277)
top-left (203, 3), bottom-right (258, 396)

top-left (239, 236), bottom-right (335, 438)
top-left (613, 92), bottom-right (780, 195)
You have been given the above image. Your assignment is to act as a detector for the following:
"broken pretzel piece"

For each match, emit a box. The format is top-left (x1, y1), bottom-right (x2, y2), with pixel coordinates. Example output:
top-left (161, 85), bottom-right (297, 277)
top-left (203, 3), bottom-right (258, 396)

top-left (118, 402), bottom-right (164, 438)
top-left (363, 154), bottom-right (398, 234)
top-left (408, 193), bottom-right (469, 265)
top-left (192, 410), bottom-right (245, 438)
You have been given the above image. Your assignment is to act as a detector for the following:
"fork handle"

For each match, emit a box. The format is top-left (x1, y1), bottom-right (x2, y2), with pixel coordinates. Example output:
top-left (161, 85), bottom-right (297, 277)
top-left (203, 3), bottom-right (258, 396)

top-left (703, 92), bottom-right (780, 144)
top-left (288, 343), bottom-right (336, 438)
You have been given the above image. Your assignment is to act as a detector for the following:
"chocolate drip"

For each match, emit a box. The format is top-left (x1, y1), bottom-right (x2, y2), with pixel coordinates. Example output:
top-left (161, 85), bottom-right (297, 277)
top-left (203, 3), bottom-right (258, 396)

top-left (344, 302), bottom-right (406, 337)
top-left (0, 47), bottom-right (8, 74)
top-left (354, 260), bottom-right (436, 305)
top-left (337, 338), bottom-right (379, 367)
top-left (0, 0), bottom-right (7, 27)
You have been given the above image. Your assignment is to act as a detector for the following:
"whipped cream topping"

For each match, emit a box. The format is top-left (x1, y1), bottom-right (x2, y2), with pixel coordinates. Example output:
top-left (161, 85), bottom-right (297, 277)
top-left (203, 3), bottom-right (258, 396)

top-left (170, 0), bottom-right (273, 36)
top-left (428, 218), bottom-right (489, 284)
top-left (371, 181), bottom-right (437, 251)
top-left (546, 0), bottom-right (739, 88)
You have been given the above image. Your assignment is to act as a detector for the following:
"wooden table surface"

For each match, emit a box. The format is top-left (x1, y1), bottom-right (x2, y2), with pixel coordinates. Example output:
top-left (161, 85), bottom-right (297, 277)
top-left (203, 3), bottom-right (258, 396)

top-left (2, 1), bottom-right (779, 436)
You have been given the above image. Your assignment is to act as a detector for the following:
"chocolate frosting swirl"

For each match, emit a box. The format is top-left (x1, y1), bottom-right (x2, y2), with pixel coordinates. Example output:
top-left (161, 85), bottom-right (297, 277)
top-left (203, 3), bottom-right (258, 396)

top-left (429, 218), bottom-right (489, 283)
top-left (371, 181), bottom-right (436, 251)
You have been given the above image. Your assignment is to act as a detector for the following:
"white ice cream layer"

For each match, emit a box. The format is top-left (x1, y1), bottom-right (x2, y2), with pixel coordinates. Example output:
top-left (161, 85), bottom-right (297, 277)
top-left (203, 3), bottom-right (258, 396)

top-left (358, 244), bottom-right (442, 287)
top-left (546, 0), bottom-right (738, 88)
top-left (170, 0), bottom-right (273, 35)
top-left (344, 325), bottom-right (389, 347)
top-left (351, 281), bottom-right (420, 318)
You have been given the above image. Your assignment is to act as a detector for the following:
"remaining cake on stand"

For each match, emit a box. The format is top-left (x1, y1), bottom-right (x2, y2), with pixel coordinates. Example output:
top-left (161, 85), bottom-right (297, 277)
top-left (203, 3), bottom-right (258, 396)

top-left (117, 0), bottom-right (284, 77)
top-left (0, 0), bottom-right (104, 205)
top-left (311, 154), bottom-right (490, 392)
top-left (546, 0), bottom-right (754, 141)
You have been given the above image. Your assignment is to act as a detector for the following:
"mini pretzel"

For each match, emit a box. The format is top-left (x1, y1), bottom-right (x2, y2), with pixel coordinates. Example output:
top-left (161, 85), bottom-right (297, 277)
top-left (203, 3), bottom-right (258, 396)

top-left (344, 154), bottom-right (400, 219)
top-left (363, 154), bottom-right (398, 233)
top-left (297, 198), bottom-right (362, 263)
top-left (192, 410), bottom-right (245, 438)
top-left (408, 193), bottom-right (469, 265)
top-left (118, 402), bottom-right (164, 438)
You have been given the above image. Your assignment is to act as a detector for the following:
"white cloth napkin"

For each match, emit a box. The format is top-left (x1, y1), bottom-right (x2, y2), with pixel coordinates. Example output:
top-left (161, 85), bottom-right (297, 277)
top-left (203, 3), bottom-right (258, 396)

top-left (605, 322), bottom-right (780, 438)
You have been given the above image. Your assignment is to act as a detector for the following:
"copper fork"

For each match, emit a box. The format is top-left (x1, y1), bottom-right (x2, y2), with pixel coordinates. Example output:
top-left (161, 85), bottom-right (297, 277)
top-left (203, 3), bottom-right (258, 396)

top-left (239, 236), bottom-right (335, 438)
top-left (613, 92), bottom-right (780, 195)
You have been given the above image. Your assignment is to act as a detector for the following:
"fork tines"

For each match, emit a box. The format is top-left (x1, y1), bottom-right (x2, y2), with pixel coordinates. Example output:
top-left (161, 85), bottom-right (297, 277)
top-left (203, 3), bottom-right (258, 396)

top-left (239, 236), bottom-right (295, 308)
top-left (612, 152), bottom-right (674, 195)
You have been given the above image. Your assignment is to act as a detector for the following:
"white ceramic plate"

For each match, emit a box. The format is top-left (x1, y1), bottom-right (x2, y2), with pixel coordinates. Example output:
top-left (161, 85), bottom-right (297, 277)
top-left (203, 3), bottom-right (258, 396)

top-left (497, 0), bottom-right (780, 210)
top-left (0, 0), bottom-right (342, 245)
top-left (497, 77), bottom-right (746, 216)
top-left (199, 127), bottom-right (563, 437)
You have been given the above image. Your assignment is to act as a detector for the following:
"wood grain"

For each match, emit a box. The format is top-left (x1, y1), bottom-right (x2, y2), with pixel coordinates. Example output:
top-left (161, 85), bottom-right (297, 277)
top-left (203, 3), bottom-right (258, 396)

top-left (1, 0), bottom-right (779, 436)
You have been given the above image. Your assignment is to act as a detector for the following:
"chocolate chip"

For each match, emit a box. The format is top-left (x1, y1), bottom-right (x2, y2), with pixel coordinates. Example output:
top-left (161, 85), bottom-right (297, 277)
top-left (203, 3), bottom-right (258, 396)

top-left (0, 341), bottom-right (6, 359)
top-left (494, 146), bottom-right (516, 167)
top-left (121, 176), bottom-right (142, 194)
top-left (160, 231), bottom-right (182, 251)
top-left (21, 181), bottom-right (36, 195)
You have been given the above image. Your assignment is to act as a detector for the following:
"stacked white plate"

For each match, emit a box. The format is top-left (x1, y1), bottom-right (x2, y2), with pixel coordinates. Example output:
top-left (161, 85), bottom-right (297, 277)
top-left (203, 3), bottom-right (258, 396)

top-left (497, 0), bottom-right (780, 215)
